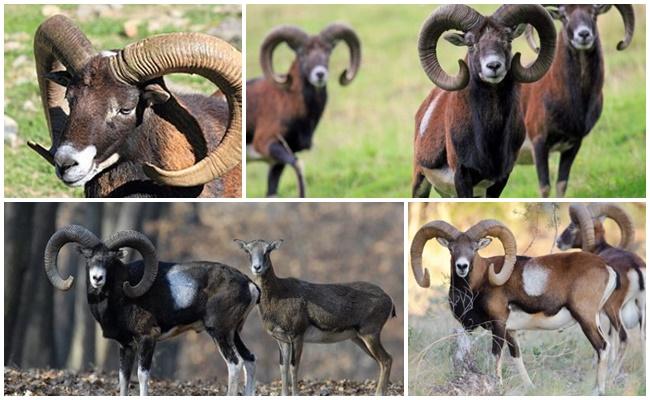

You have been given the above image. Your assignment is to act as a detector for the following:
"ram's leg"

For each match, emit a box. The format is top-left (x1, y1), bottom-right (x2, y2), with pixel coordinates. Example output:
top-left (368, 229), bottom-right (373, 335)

top-left (359, 333), bottom-right (393, 395)
top-left (292, 161), bottom-right (306, 198)
top-left (601, 310), bottom-right (618, 372)
top-left (118, 344), bottom-right (136, 396)
top-left (532, 138), bottom-right (551, 198)
top-left (506, 330), bottom-right (533, 387)
top-left (611, 308), bottom-right (629, 377)
top-left (412, 169), bottom-right (432, 198)
top-left (486, 177), bottom-right (510, 199)
top-left (289, 337), bottom-right (303, 396)
top-left (269, 141), bottom-right (305, 198)
top-left (136, 336), bottom-right (156, 396)
top-left (491, 322), bottom-right (507, 386)
top-left (634, 291), bottom-right (645, 365)
top-left (234, 332), bottom-right (256, 395)
top-left (209, 329), bottom-right (242, 396)
top-left (454, 165), bottom-right (475, 198)
top-left (556, 142), bottom-right (581, 198)
top-left (576, 313), bottom-right (610, 395)
top-left (267, 163), bottom-right (286, 197)
top-left (277, 340), bottom-right (291, 396)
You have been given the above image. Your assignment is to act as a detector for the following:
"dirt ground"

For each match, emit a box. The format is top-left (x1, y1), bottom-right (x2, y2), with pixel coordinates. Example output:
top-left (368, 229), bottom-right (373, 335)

top-left (4, 367), bottom-right (404, 396)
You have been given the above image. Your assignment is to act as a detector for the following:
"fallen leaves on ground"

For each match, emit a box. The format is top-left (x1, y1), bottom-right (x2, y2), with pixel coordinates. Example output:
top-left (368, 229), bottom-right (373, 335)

top-left (4, 367), bottom-right (403, 396)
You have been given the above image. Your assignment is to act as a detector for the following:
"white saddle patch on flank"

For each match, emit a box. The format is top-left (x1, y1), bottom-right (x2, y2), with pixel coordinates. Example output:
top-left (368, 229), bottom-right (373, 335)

top-left (522, 261), bottom-right (549, 297)
top-left (166, 265), bottom-right (198, 309)
top-left (419, 92), bottom-right (441, 137)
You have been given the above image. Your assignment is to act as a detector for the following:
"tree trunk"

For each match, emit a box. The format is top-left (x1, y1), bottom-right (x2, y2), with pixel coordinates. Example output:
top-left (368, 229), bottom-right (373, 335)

top-left (13, 203), bottom-right (59, 367)
top-left (4, 203), bottom-right (35, 365)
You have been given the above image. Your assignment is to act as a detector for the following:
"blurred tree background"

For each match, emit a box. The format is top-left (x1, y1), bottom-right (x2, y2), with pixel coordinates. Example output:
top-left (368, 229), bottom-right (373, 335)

top-left (4, 202), bottom-right (404, 385)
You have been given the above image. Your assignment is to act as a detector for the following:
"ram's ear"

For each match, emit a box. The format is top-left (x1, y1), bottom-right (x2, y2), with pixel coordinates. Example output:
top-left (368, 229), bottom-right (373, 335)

top-left (511, 24), bottom-right (527, 39)
top-left (477, 237), bottom-right (493, 250)
top-left (546, 7), bottom-right (562, 20)
top-left (77, 246), bottom-right (93, 258)
top-left (594, 4), bottom-right (612, 15)
top-left (267, 239), bottom-right (284, 252)
top-left (443, 32), bottom-right (468, 47)
top-left (233, 239), bottom-right (250, 252)
top-left (114, 248), bottom-right (128, 260)
top-left (45, 71), bottom-right (72, 87)
top-left (142, 82), bottom-right (171, 106)
top-left (435, 238), bottom-right (450, 248)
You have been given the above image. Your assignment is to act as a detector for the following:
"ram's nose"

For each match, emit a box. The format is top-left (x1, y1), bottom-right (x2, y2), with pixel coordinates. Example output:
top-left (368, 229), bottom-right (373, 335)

top-left (55, 155), bottom-right (79, 175)
top-left (486, 61), bottom-right (502, 73)
top-left (577, 29), bottom-right (592, 40)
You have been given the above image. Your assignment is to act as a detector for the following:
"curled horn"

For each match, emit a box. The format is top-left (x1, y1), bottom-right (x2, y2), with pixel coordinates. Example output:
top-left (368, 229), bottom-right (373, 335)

top-left (319, 23), bottom-right (362, 86)
top-left (568, 204), bottom-right (596, 252)
top-left (613, 5), bottom-right (635, 51)
top-left (466, 220), bottom-right (517, 286)
top-left (260, 25), bottom-right (310, 88)
top-left (588, 203), bottom-right (635, 250)
top-left (410, 220), bottom-right (461, 287)
top-left (31, 15), bottom-right (96, 165)
top-left (418, 4), bottom-right (484, 91)
top-left (107, 33), bottom-right (242, 187)
top-left (44, 225), bottom-right (102, 291)
top-left (492, 4), bottom-right (557, 83)
top-left (104, 230), bottom-right (158, 298)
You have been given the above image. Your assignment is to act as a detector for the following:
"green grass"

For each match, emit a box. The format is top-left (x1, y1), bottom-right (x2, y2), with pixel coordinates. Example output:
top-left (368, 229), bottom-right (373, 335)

top-left (4, 5), bottom-right (238, 197)
top-left (246, 5), bottom-right (645, 198)
top-left (409, 293), bottom-right (646, 396)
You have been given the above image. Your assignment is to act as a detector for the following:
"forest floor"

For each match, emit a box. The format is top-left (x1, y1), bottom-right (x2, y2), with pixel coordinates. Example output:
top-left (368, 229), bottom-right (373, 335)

top-left (4, 367), bottom-right (404, 396)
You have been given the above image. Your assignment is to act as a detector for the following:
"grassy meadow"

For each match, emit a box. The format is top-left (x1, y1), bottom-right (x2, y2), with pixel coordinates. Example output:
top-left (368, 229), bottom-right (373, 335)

top-left (408, 202), bottom-right (646, 395)
top-left (4, 4), bottom-right (240, 197)
top-left (246, 5), bottom-right (645, 198)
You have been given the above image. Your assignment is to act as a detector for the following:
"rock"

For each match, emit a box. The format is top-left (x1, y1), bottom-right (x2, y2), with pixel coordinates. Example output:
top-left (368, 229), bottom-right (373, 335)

top-left (23, 100), bottom-right (37, 113)
top-left (76, 4), bottom-right (123, 19)
top-left (168, 9), bottom-right (184, 19)
top-left (5, 116), bottom-right (19, 148)
top-left (41, 5), bottom-right (61, 16)
top-left (5, 41), bottom-right (22, 52)
top-left (212, 5), bottom-right (241, 15)
top-left (123, 20), bottom-right (140, 38)
top-left (12, 55), bottom-right (29, 69)
top-left (208, 17), bottom-right (242, 48)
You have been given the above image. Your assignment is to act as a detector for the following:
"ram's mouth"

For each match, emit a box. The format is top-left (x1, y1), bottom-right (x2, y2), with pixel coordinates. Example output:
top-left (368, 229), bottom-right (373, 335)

top-left (570, 38), bottom-right (595, 50)
top-left (479, 72), bottom-right (506, 84)
top-left (57, 153), bottom-right (121, 187)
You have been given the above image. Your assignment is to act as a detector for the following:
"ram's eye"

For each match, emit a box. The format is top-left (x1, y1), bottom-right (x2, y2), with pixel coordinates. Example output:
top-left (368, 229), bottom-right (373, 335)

top-left (118, 107), bottom-right (134, 115)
